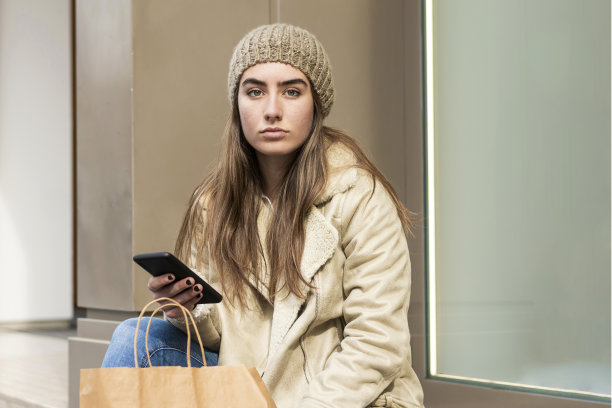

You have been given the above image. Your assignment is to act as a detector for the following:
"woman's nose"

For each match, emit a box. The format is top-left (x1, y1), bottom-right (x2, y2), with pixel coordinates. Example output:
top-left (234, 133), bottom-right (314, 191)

top-left (264, 95), bottom-right (282, 122)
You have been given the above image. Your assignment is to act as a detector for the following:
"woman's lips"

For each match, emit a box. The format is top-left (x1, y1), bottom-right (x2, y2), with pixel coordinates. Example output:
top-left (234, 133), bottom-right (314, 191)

top-left (260, 128), bottom-right (288, 138)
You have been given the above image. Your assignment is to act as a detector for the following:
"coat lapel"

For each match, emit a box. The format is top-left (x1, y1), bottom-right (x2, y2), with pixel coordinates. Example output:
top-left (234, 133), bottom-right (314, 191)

top-left (265, 142), bottom-right (359, 360)
top-left (267, 206), bottom-right (338, 358)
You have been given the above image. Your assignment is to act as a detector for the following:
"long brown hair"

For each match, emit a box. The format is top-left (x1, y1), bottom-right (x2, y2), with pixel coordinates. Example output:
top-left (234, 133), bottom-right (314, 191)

top-left (175, 92), bottom-right (413, 307)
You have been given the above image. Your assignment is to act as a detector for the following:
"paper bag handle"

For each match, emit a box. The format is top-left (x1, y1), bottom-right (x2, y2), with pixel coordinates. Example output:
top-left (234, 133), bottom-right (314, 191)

top-left (134, 297), bottom-right (207, 368)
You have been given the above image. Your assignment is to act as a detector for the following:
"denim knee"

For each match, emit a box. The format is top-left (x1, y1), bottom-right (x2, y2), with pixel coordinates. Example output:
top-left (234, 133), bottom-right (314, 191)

top-left (101, 318), bottom-right (142, 368)
top-left (101, 317), bottom-right (218, 368)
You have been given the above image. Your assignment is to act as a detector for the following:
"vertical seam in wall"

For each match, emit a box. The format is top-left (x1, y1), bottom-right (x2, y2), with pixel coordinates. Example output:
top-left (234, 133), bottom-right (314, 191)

top-left (71, 0), bottom-right (78, 310)
top-left (129, 0), bottom-right (136, 309)
top-left (402, 0), bottom-right (408, 206)
top-left (268, 0), bottom-right (272, 23)
top-left (269, 0), bottom-right (280, 23)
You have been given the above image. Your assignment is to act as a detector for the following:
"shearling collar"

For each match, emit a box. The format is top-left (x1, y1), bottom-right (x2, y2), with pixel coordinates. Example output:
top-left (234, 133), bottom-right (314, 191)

top-left (253, 142), bottom-right (359, 297)
top-left (314, 142), bottom-right (359, 205)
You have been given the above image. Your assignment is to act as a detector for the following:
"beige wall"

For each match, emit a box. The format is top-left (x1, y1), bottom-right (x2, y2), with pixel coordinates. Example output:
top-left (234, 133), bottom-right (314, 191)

top-left (76, 0), bottom-right (424, 312)
top-left (131, 0), bottom-right (271, 307)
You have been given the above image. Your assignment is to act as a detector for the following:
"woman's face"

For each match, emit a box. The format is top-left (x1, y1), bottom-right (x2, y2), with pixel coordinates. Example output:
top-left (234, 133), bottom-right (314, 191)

top-left (237, 62), bottom-right (314, 164)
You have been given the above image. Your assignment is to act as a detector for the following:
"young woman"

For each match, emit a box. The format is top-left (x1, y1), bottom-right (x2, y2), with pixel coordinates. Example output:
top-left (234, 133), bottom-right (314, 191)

top-left (103, 23), bottom-right (425, 408)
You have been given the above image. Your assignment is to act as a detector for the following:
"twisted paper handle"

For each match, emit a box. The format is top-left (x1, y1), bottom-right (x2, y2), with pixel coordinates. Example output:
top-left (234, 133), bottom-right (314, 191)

top-left (133, 297), bottom-right (206, 368)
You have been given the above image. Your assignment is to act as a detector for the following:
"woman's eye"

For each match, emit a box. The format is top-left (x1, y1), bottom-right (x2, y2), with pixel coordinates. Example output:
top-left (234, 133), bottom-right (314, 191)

top-left (285, 89), bottom-right (300, 97)
top-left (247, 89), bottom-right (263, 97)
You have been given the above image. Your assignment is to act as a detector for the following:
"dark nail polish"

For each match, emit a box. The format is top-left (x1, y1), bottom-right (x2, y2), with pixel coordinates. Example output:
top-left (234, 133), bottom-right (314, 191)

top-left (186, 279), bottom-right (193, 286)
top-left (194, 285), bottom-right (201, 292)
top-left (167, 275), bottom-right (174, 281)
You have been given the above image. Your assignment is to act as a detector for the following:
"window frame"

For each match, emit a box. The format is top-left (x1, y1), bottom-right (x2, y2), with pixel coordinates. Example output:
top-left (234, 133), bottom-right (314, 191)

top-left (414, 0), bottom-right (611, 406)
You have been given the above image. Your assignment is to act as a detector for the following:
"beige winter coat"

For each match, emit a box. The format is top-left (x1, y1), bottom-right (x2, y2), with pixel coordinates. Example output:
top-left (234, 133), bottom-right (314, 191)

top-left (169, 143), bottom-right (425, 408)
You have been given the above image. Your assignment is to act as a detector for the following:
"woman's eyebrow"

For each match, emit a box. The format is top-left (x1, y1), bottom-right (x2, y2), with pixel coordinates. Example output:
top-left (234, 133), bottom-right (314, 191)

top-left (241, 78), bottom-right (266, 88)
top-left (278, 78), bottom-right (309, 88)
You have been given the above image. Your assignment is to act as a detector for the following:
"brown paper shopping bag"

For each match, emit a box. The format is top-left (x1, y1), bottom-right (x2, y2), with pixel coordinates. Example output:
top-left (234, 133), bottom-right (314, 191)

top-left (80, 297), bottom-right (277, 407)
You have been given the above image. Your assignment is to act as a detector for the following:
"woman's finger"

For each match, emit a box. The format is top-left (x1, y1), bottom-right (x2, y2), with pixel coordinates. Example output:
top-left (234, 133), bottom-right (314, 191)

top-left (147, 274), bottom-right (175, 292)
top-left (182, 287), bottom-right (203, 311)
top-left (150, 277), bottom-right (194, 298)
top-left (156, 282), bottom-right (203, 318)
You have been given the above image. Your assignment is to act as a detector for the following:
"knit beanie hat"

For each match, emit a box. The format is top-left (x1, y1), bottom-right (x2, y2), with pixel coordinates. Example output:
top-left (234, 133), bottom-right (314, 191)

top-left (228, 23), bottom-right (335, 117)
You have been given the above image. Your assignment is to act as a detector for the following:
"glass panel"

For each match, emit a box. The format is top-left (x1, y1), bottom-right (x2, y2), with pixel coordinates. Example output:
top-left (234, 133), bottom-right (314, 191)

top-left (424, 0), bottom-right (610, 400)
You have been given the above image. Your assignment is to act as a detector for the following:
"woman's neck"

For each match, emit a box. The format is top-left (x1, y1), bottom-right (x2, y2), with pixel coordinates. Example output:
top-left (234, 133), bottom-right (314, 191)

top-left (256, 153), bottom-right (296, 206)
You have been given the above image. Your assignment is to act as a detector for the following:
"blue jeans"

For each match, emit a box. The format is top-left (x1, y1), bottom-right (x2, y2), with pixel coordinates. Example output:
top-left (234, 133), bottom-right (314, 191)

top-left (102, 317), bottom-right (219, 368)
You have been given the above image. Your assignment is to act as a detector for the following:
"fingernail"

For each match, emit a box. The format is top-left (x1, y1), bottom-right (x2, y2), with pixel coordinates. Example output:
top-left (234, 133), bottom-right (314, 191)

top-left (167, 275), bottom-right (174, 281)
top-left (198, 293), bottom-right (202, 298)
top-left (186, 279), bottom-right (193, 286)
top-left (194, 285), bottom-right (201, 292)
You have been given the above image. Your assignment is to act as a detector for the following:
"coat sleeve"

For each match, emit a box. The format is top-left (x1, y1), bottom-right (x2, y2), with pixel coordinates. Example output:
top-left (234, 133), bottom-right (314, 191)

top-left (301, 177), bottom-right (414, 407)
top-left (165, 229), bottom-right (222, 352)
top-left (165, 283), bottom-right (222, 352)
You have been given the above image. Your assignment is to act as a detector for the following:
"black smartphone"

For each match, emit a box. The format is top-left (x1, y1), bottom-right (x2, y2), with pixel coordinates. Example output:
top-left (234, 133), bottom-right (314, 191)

top-left (133, 251), bottom-right (222, 304)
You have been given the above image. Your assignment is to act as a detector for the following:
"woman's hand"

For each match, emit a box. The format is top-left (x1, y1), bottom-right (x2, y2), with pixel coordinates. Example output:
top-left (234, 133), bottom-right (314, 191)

top-left (147, 274), bottom-right (203, 319)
